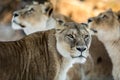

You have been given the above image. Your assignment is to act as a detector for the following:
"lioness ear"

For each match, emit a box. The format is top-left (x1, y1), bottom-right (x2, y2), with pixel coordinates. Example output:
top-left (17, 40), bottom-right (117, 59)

top-left (52, 12), bottom-right (73, 22)
top-left (81, 23), bottom-right (88, 27)
top-left (117, 10), bottom-right (120, 21)
top-left (52, 13), bottom-right (67, 32)
top-left (55, 18), bottom-right (66, 32)
top-left (44, 2), bottom-right (53, 16)
top-left (107, 8), bottom-right (113, 12)
top-left (84, 23), bottom-right (97, 35)
top-left (52, 12), bottom-right (66, 25)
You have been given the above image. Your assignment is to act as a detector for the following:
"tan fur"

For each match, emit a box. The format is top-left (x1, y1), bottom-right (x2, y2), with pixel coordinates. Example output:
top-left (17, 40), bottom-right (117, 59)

top-left (11, 2), bottom-right (74, 35)
top-left (88, 9), bottom-right (120, 80)
top-left (12, 2), bottom-right (54, 35)
top-left (12, 2), bottom-right (113, 79)
top-left (82, 36), bottom-right (113, 80)
top-left (68, 36), bottom-right (113, 80)
top-left (48, 0), bottom-right (114, 79)
top-left (0, 21), bottom-right (92, 80)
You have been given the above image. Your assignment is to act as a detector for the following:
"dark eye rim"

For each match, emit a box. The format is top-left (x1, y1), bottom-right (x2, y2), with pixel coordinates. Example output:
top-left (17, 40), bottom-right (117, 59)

top-left (102, 15), bottom-right (108, 19)
top-left (84, 34), bottom-right (89, 40)
top-left (66, 34), bottom-right (74, 39)
top-left (85, 34), bottom-right (89, 38)
top-left (29, 8), bottom-right (35, 12)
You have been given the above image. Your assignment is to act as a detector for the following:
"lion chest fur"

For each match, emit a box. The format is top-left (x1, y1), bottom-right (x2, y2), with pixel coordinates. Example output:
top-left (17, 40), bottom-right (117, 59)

top-left (22, 16), bottom-right (56, 35)
top-left (103, 39), bottom-right (120, 80)
top-left (0, 29), bottom-right (73, 80)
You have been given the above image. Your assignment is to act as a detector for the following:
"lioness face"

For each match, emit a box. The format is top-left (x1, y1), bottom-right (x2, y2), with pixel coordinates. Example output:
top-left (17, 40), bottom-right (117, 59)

top-left (88, 9), bottom-right (120, 41)
top-left (12, 2), bottom-right (53, 30)
top-left (56, 21), bottom-right (92, 64)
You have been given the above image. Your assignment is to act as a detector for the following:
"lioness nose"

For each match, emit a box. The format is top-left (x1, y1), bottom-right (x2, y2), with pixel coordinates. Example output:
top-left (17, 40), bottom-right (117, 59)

top-left (88, 18), bottom-right (93, 23)
top-left (13, 13), bottom-right (19, 17)
top-left (76, 47), bottom-right (86, 52)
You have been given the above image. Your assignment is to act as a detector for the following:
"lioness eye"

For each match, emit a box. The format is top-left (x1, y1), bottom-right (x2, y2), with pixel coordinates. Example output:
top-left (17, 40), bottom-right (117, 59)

top-left (68, 34), bottom-right (74, 38)
top-left (101, 15), bottom-right (107, 18)
top-left (85, 35), bottom-right (89, 38)
top-left (84, 35), bottom-right (89, 41)
top-left (29, 8), bottom-right (34, 12)
top-left (66, 34), bottom-right (74, 41)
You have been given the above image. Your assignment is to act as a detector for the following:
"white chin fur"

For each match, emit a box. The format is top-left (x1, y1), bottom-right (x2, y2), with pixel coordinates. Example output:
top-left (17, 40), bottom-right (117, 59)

top-left (73, 57), bottom-right (87, 64)
top-left (12, 22), bottom-right (22, 30)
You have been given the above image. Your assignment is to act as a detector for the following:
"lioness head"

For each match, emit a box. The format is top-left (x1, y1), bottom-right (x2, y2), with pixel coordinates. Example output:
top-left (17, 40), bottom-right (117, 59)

top-left (88, 9), bottom-right (120, 41)
top-left (12, 2), bottom-right (53, 31)
top-left (55, 20), bottom-right (92, 63)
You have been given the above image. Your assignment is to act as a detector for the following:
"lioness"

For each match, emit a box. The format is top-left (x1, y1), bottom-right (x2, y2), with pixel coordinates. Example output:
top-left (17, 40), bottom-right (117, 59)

top-left (88, 9), bottom-right (120, 80)
top-left (11, 2), bottom-right (113, 80)
top-left (12, 2), bottom-right (75, 35)
top-left (12, 2), bottom-right (54, 35)
top-left (0, 20), bottom-right (92, 80)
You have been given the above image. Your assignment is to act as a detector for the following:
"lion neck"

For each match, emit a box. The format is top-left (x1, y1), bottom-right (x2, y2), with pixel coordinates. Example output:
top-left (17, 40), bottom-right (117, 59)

top-left (23, 16), bottom-right (55, 35)
top-left (103, 38), bottom-right (120, 79)
top-left (96, 26), bottom-right (120, 74)
top-left (103, 37), bottom-right (120, 67)
top-left (46, 16), bottom-right (56, 30)
top-left (47, 31), bottom-right (78, 80)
